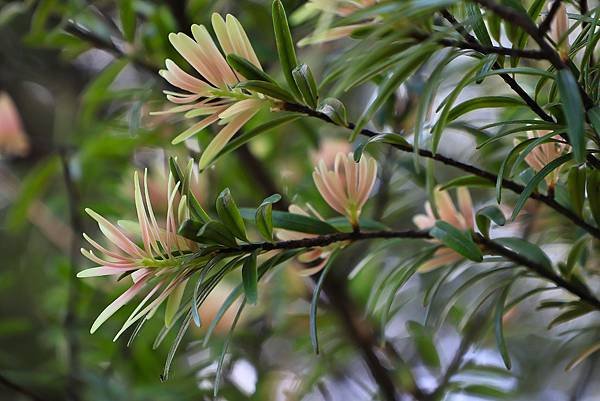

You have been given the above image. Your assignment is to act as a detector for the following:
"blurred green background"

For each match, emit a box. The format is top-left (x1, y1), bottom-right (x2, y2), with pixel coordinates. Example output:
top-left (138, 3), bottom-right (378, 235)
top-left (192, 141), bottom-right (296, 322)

top-left (1, 1), bottom-right (599, 400)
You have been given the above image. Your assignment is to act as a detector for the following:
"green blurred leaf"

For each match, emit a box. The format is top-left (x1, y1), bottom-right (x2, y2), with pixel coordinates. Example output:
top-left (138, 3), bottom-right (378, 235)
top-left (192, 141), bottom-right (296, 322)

top-left (352, 43), bottom-right (436, 140)
top-left (439, 175), bottom-right (494, 191)
top-left (568, 166), bottom-right (586, 217)
top-left (8, 156), bottom-right (60, 230)
top-left (556, 69), bottom-right (585, 163)
top-left (354, 133), bottom-right (409, 161)
top-left (169, 157), bottom-right (211, 223)
top-left (566, 342), bottom-right (600, 371)
top-left (459, 383), bottom-right (508, 399)
top-left (466, 3), bottom-right (492, 46)
top-left (432, 62), bottom-right (482, 153)
top-left (216, 114), bottom-right (300, 161)
top-left (494, 284), bottom-right (512, 369)
top-left (548, 303), bottom-right (594, 329)
top-left (587, 106), bottom-right (600, 137)
top-left (510, 153), bottom-right (572, 220)
top-left (448, 96), bottom-right (525, 122)
top-left (565, 237), bottom-right (588, 278)
top-left (587, 170), bottom-right (600, 226)
top-left (165, 279), bottom-right (188, 328)
top-left (430, 221), bottom-right (482, 262)
top-left (406, 321), bottom-right (441, 370)
top-left (310, 250), bottom-right (339, 354)
top-left (119, 0), bottom-right (136, 42)
top-left (214, 300), bottom-right (246, 397)
top-left (80, 59), bottom-right (128, 124)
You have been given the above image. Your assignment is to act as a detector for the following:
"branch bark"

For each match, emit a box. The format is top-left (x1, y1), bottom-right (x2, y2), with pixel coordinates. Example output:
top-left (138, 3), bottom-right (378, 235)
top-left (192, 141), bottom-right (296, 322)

top-left (441, 7), bottom-right (600, 169)
top-left (539, 0), bottom-right (563, 35)
top-left (202, 227), bottom-right (600, 311)
top-left (410, 31), bottom-right (547, 59)
top-left (471, 0), bottom-right (594, 108)
top-left (439, 9), bottom-right (554, 123)
top-left (281, 102), bottom-right (600, 240)
top-left (64, 21), bottom-right (159, 75)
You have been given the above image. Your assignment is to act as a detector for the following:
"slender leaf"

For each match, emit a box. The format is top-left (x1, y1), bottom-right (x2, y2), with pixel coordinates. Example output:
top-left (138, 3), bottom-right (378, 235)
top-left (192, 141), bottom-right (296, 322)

top-left (556, 69), bottom-right (585, 162)
top-left (440, 175), bottom-right (494, 190)
top-left (352, 43), bottom-right (436, 140)
top-left (494, 284), bottom-right (512, 369)
top-left (494, 237), bottom-right (552, 271)
top-left (447, 96), bottom-right (525, 122)
top-left (406, 321), bottom-right (441, 370)
top-left (216, 188), bottom-right (247, 241)
top-left (510, 153), bottom-right (572, 220)
top-left (476, 205), bottom-right (506, 237)
top-left (236, 80), bottom-right (296, 102)
top-left (310, 250), bottom-right (339, 354)
top-left (318, 97), bottom-right (348, 127)
top-left (292, 64), bottom-right (318, 108)
top-left (354, 133), bottom-right (410, 161)
top-left (568, 166), bottom-right (586, 217)
top-left (242, 252), bottom-right (258, 304)
top-left (566, 342), bottom-right (600, 371)
top-left (272, 0), bottom-right (301, 98)
top-left (587, 170), bottom-right (600, 226)
top-left (430, 221), bottom-right (482, 262)
top-left (227, 54), bottom-right (277, 83)
top-left (240, 208), bottom-right (338, 235)
top-left (255, 194), bottom-right (281, 241)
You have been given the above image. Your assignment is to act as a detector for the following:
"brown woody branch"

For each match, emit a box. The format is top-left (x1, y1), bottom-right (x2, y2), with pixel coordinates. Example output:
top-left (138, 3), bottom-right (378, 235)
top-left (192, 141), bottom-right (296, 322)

top-left (281, 102), bottom-right (600, 240)
top-left (440, 8), bottom-right (600, 170)
top-left (439, 9), bottom-right (555, 123)
top-left (471, 0), bottom-right (594, 108)
top-left (539, 0), bottom-right (563, 36)
top-left (410, 31), bottom-right (547, 59)
top-left (211, 229), bottom-right (600, 311)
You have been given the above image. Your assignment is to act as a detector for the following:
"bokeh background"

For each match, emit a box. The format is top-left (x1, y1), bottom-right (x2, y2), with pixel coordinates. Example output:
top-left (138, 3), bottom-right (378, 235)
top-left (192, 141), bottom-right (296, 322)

top-left (1, 1), bottom-right (599, 400)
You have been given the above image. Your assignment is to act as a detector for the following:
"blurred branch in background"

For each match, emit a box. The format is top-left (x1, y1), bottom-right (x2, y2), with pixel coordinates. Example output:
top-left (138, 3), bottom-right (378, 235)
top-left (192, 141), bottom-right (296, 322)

top-left (60, 150), bottom-right (82, 401)
top-left (0, 373), bottom-right (50, 401)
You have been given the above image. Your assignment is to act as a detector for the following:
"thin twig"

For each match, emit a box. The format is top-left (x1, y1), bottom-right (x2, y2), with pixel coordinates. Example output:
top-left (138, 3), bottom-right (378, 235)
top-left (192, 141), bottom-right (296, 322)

top-left (471, 0), bottom-right (594, 108)
top-left (65, 21), bottom-right (159, 74)
top-left (440, 9), bottom-right (554, 123)
top-left (440, 8), bottom-right (600, 170)
top-left (281, 102), bottom-right (600, 240)
top-left (410, 31), bottom-right (547, 59)
top-left (322, 276), bottom-right (404, 401)
top-left (539, 0), bottom-right (563, 36)
top-left (206, 228), bottom-right (600, 310)
top-left (227, 229), bottom-right (432, 253)
top-left (474, 234), bottom-right (600, 310)
top-left (0, 373), bottom-right (49, 401)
